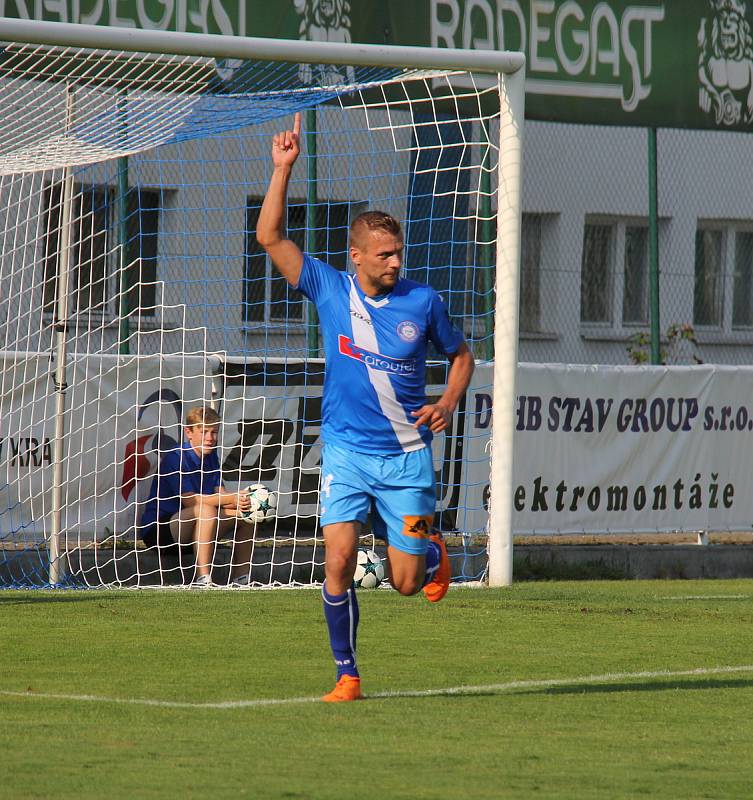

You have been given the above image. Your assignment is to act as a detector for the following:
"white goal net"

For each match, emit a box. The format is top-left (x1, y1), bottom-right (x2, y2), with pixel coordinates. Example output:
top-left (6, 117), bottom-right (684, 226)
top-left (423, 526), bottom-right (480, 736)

top-left (0, 21), bottom-right (523, 587)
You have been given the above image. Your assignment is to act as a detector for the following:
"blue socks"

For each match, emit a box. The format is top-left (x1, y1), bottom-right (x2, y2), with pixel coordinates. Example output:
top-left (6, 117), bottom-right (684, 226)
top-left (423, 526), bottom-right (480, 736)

top-left (322, 581), bottom-right (360, 679)
top-left (322, 544), bottom-right (439, 680)
top-left (422, 539), bottom-right (441, 587)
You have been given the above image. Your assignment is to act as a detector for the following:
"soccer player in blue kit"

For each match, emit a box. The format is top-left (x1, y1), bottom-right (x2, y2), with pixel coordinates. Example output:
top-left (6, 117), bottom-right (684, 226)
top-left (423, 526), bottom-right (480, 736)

top-left (257, 113), bottom-right (475, 702)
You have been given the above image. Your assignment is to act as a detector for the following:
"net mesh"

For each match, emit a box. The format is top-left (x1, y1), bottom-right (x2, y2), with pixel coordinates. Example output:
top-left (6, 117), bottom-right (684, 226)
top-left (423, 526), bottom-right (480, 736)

top-left (0, 39), bottom-right (502, 587)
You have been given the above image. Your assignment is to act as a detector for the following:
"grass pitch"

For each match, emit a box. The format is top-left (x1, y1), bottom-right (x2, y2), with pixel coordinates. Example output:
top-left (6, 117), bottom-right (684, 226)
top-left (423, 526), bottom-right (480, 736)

top-left (2, 580), bottom-right (753, 799)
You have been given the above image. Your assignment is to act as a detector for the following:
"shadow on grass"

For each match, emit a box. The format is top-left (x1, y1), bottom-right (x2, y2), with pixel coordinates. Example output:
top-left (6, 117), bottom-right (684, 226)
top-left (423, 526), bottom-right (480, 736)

top-left (517, 677), bottom-right (753, 697)
top-left (0, 591), bottom-right (129, 605)
top-left (368, 676), bottom-right (753, 703)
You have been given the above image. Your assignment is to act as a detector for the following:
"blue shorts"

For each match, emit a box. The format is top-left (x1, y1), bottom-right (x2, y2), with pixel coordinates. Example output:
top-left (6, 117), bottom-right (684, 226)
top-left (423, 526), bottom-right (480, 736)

top-left (319, 443), bottom-right (436, 556)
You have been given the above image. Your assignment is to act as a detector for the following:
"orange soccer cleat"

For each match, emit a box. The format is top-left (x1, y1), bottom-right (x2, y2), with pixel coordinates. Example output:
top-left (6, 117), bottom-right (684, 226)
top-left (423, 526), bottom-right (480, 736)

top-left (422, 531), bottom-right (451, 603)
top-left (322, 674), bottom-right (362, 703)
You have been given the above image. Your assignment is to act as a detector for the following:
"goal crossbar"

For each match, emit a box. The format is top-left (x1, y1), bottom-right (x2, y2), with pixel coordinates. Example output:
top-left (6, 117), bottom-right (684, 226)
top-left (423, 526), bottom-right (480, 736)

top-left (0, 18), bottom-right (526, 76)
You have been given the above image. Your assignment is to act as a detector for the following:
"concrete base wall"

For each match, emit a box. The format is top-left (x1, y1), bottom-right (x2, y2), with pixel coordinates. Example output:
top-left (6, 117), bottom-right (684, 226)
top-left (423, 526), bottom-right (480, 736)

top-left (0, 545), bottom-right (327, 587)
top-left (513, 544), bottom-right (753, 580)
top-left (3, 544), bottom-right (753, 587)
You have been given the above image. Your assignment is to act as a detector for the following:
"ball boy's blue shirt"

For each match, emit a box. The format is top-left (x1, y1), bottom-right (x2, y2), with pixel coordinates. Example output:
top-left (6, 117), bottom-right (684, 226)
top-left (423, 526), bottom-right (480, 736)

top-left (295, 254), bottom-right (464, 455)
top-left (140, 441), bottom-right (222, 529)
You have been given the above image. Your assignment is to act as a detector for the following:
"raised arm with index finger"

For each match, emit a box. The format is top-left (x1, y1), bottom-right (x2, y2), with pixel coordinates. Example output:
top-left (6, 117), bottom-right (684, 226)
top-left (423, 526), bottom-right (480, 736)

top-left (256, 112), bottom-right (304, 285)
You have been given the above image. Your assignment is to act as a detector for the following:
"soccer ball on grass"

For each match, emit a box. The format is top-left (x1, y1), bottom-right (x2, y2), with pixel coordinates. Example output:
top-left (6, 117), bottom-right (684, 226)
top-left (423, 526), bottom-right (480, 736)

top-left (353, 548), bottom-right (385, 589)
top-left (241, 483), bottom-right (277, 524)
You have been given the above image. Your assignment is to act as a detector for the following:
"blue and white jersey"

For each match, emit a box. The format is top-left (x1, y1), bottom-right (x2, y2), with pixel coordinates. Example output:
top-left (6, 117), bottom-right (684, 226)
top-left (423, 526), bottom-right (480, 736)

top-left (296, 254), bottom-right (464, 454)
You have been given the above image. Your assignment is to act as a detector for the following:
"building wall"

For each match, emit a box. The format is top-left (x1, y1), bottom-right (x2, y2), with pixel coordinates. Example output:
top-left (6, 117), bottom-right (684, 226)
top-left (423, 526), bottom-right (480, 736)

top-left (3, 106), bottom-right (753, 366)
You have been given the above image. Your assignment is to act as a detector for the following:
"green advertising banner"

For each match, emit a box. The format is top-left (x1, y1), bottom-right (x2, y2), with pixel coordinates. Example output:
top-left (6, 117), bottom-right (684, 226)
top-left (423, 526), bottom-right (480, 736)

top-left (2, 0), bottom-right (752, 131)
top-left (418, 0), bottom-right (753, 131)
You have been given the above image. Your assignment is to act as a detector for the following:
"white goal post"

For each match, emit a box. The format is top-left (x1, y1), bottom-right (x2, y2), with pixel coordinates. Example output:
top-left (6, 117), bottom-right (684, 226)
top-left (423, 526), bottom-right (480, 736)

top-left (0, 18), bottom-right (524, 588)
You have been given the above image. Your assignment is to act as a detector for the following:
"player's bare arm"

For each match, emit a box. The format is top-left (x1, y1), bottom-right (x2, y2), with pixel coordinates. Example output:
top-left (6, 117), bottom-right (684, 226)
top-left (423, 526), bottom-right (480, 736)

top-left (411, 341), bottom-right (475, 432)
top-left (256, 112), bottom-right (304, 286)
top-left (181, 489), bottom-right (250, 514)
top-left (219, 486), bottom-right (253, 517)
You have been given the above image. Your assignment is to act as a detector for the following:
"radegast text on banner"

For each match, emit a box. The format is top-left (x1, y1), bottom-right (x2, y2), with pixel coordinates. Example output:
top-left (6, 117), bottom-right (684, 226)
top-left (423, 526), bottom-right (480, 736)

top-left (427, 0), bottom-right (753, 131)
top-left (508, 363), bottom-right (752, 535)
top-left (5, 1), bottom-right (753, 131)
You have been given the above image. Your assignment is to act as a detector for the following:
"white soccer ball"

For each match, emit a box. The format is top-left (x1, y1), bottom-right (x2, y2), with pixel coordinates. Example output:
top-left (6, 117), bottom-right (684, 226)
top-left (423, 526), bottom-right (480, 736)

top-left (353, 548), bottom-right (385, 589)
top-left (242, 483), bottom-right (277, 524)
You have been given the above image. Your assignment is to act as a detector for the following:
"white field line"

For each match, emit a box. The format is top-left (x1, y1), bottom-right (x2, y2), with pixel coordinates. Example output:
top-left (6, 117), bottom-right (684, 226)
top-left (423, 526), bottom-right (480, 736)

top-left (3, 665), bottom-right (753, 710)
top-left (656, 595), bottom-right (750, 600)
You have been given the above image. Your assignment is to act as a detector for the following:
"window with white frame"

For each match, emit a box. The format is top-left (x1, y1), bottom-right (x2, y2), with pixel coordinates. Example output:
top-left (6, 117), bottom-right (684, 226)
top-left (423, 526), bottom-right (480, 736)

top-left (520, 213), bottom-right (543, 333)
top-left (581, 218), bottom-right (650, 328)
top-left (694, 222), bottom-right (753, 330)
top-left (471, 212), bottom-right (553, 336)
top-left (43, 182), bottom-right (162, 320)
top-left (124, 189), bottom-right (161, 319)
top-left (694, 226), bottom-right (723, 327)
top-left (244, 199), bottom-right (365, 324)
top-left (734, 230), bottom-right (753, 327)
top-left (622, 225), bottom-right (649, 325)
top-left (581, 222), bottom-right (613, 324)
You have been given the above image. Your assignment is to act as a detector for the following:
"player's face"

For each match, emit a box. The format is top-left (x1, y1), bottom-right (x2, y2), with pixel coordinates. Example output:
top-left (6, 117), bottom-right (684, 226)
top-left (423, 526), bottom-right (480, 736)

top-left (185, 423), bottom-right (218, 455)
top-left (350, 230), bottom-right (404, 296)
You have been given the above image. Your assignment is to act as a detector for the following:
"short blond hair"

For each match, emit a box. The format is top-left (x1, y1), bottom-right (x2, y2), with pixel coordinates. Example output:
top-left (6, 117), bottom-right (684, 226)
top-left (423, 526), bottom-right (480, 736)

top-left (349, 210), bottom-right (403, 249)
top-left (185, 406), bottom-right (221, 427)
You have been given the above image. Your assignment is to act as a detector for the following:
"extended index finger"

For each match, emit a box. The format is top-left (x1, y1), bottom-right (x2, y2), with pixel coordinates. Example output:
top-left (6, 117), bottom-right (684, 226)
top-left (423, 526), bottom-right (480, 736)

top-left (293, 111), bottom-right (302, 137)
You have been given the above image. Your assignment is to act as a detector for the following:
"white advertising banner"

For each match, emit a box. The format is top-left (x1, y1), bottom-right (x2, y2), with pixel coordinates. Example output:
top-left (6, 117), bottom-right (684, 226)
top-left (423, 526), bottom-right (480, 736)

top-left (215, 358), bottom-right (478, 534)
top-left (0, 352), bottom-right (214, 542)
top-left (508, 363), bottom-right (750, 534)
top-left (3, 356), bottom-right (752, 541)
